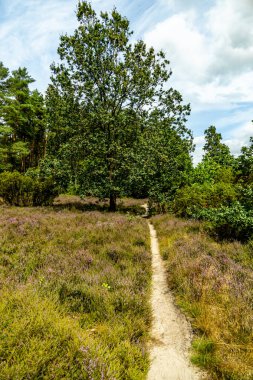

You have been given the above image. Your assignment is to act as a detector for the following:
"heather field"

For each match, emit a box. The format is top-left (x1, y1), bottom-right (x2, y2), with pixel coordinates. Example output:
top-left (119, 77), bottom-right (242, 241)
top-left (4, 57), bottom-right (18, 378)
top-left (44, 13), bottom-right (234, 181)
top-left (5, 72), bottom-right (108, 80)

top-left (0, 198), bottom-right (151, 379)
top-left (152, 214), bottom-right (253, 380)
top-left (1, 1), bottom-right (253, 379)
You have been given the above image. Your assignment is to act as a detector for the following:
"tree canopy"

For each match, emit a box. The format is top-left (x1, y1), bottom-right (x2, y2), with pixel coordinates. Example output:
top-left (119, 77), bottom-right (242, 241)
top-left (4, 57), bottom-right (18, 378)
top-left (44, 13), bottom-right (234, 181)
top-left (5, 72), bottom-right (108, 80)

top-left (0, 63), bottom-right (46, 172)
top-left (203, 125), bottom-right (233, 166)
top-left (46, 1), bottom-right (193, 210)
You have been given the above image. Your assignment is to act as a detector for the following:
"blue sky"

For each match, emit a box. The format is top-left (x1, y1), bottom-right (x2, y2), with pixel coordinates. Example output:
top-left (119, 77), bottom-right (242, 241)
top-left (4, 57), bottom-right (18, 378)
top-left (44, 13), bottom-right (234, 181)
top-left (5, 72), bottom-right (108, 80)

top-left (0, 0), bottom-right (252, 163)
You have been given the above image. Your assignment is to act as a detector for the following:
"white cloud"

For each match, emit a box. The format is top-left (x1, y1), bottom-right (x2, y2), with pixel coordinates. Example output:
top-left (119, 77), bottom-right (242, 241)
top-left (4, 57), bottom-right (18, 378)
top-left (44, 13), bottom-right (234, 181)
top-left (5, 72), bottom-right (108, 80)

top-left (192, 135), bottom-right (205, 165)
top-left (142, 0), bottom-right (253, 163)
top-left (217, 107), bottom-right (252, 130)
top-left (145, 11), bottom-right (210, 83)
top-left (143, 0), bottom-right (253, 108)
top-left (0, 0), bottom-right (77, 91)
top-left (194, 135), bottom-right (205, 145)
top-left (205, 0), bottom-right (253, 97)
top-left (225, 121), bottom-right (253, 156)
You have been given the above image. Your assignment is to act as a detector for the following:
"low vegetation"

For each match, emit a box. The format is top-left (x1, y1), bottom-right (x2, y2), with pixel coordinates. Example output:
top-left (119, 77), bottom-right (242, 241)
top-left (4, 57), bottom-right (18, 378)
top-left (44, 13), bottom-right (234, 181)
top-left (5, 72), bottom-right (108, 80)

top-left (0, 2), bottom-right (252, 379)
top-left (152, 214), bottom-right (253, 380)
top-left (0, 171), bottom-right (58, 206)
top-left (0, 198), bottom-right (151, 379)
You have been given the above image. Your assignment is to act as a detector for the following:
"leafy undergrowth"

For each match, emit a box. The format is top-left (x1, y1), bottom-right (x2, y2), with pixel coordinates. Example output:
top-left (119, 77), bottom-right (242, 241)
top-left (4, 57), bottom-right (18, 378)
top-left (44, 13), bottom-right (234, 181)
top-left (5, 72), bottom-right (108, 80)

top-left (152, 214), bottom-right (253, 380)
top-left (0, 200), bottom-right (151, 379)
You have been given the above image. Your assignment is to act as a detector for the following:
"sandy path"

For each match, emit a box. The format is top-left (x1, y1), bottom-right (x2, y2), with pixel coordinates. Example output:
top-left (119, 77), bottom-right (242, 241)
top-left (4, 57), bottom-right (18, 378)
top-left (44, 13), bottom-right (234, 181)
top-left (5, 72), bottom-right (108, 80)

top-left (147, 221), bottom-right (203, 380)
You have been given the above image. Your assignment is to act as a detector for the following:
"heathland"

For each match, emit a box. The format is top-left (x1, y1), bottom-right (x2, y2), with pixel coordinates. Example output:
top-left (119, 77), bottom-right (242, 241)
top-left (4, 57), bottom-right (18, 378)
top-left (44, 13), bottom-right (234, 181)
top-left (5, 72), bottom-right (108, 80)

top-left (0, 1), bottom-right (253, 379)
top-left (152, 214), bottom-right (253, 380)
top-left (0, 197), bottom-right (151, 380)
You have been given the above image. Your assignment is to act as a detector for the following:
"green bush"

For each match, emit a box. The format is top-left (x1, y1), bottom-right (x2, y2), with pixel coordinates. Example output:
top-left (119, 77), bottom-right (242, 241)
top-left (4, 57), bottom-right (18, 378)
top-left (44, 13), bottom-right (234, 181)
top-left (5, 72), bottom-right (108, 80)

top-left (173, 182), bottom-right (253, 241)
top-left (192, 159), bottom-right (234, 184)
top-left (236, 185), bottom-right (253, 211)
top-left (32, 178), bottom-right (58, 206)
top-left (0, 172), bottom-right (33, 206)
top-left (195, 202), bottom-right (253, 241)
top-left (0, 171), bottom-right (58, 206)
top-left (173, 182), bottom-right (237, 217)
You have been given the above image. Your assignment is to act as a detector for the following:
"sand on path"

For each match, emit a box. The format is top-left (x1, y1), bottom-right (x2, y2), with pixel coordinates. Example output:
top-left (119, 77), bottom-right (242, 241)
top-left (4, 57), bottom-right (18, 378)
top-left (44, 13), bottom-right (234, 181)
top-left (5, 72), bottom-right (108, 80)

top-left (147, 221), bottom-right (203, 380)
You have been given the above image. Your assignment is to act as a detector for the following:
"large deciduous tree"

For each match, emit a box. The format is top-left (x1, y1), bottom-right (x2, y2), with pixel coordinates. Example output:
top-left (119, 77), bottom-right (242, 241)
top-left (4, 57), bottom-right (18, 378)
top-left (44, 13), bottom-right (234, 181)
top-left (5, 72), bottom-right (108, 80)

top-left (47, 1), bottom-right (193, 210)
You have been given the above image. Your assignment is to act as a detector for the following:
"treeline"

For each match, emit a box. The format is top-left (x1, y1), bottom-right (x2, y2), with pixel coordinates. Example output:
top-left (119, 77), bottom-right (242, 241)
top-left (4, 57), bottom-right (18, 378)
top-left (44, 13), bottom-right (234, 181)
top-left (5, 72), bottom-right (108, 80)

top-left (0, 54), bottom-right (193, 209)
top-left (0, 2), bottom-right (194, 210)
top-left (0, 55), bottom-right (193, 209)
top-left (0, 63), bottom-right (46, 172)
top-left (173, 126), bottom-right (253, 241)
top-left (0, 63), bottom-right (57, 206)
top-left (0, 1), bottom-right (252, 242)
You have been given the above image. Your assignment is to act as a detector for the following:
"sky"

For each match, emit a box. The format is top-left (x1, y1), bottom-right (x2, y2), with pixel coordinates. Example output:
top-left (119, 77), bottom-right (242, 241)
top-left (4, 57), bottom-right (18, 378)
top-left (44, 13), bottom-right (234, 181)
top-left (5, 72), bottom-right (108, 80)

top-left (0, 0), bottom-right (252, 163)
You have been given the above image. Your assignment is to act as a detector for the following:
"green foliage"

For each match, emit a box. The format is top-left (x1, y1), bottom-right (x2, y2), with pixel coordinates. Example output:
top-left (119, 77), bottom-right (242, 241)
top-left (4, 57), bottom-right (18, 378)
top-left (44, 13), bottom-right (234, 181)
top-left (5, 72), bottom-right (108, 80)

top-left (192, 159), bottom-right (234, 185)
top-left (196, 202), bottom-right (253, 241)
top-left (173, 182), bottom-right (237, 217)
top-left (172, 127), bottom-right (253, 241)
top-left (235, 136), bottom-right (253, 184)
top-left (32, 179), bottom-right (59, 206)
top-left (173, 179), bottom-right (253, 241)
top-left (128, 110), bottom-right (193, 207)
top-left (203, 125), bottom-right (234, 166)
top-left (46, 1), bottom-right (192, 210)
top-left (35, 157), bottom-right (71, 194)
top-left (0, 171), bottom-right (58, 206)
top-left (0, 62), bottom-right (46, 172)
top-left (236, 185), bottom-right (253, 211)
top-left (0, 171), bottom-right (33, 205)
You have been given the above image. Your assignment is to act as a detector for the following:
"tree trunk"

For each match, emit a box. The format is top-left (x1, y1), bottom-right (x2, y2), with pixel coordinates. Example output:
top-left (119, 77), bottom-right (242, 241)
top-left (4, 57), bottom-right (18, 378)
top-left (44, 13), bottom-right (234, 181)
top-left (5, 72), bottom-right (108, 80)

top-left (109, 192), bottom-right (117, 211)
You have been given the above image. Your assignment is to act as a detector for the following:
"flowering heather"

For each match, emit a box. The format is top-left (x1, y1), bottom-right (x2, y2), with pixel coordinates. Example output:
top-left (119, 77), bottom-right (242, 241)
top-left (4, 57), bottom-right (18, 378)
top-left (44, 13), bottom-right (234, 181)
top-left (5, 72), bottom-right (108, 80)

top-left (152, 214), bottom-right (253, 380)
top-left (0, 199), bottom-right (151, 379)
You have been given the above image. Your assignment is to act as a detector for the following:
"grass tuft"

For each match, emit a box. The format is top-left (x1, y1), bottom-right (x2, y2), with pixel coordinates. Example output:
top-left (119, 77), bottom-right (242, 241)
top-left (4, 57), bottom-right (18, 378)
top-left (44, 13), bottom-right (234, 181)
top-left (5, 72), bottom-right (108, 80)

top-left (191, 338), bottom-right (216, 369)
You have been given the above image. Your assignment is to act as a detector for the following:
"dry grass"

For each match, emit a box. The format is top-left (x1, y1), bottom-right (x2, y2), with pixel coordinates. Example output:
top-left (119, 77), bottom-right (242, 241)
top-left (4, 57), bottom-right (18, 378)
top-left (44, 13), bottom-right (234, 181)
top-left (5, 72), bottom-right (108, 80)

top-left (152, 214), bottom-right (253, 380)
top-left (0, 200), bottom-right (151, 379)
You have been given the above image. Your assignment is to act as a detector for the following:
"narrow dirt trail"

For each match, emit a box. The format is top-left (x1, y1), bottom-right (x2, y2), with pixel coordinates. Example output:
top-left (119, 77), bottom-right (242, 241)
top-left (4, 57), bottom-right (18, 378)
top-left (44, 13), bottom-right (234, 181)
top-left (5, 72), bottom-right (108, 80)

top-left (147, 221), bottom-right (203, 380)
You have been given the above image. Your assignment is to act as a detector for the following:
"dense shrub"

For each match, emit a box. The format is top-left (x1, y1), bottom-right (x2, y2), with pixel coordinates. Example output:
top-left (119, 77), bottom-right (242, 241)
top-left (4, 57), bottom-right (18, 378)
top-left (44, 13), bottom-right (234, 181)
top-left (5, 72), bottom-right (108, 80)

top-left (236, 185), bottom-right (253, 211)
top-left (173, 182), bottom-right (237, 217)
top-left (32, 179), bottom-right (58, 206)
top-left (0, 172), bottom-right (33, 206)
top-left (0, 171), bottom-right (58, 206)
top-left (173, 182), bottom-right (253, 241)
top-left (192, 159), bottom-right (234, 184)
top-left (195, 202), bottom-right (253, 241)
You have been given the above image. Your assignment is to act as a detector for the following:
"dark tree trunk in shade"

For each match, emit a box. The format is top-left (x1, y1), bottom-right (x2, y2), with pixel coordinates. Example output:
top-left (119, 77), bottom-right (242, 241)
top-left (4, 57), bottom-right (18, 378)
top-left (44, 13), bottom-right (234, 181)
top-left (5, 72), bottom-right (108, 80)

top-left (109, 192), bottom-right (117, 211)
